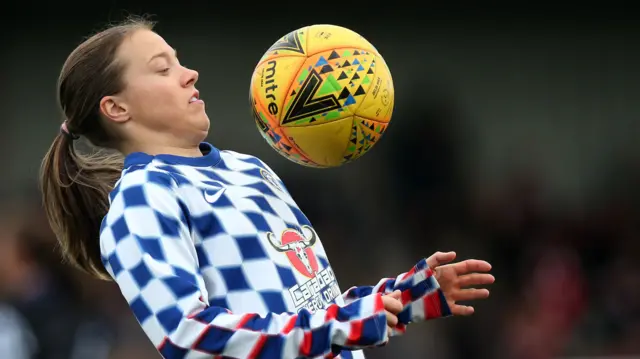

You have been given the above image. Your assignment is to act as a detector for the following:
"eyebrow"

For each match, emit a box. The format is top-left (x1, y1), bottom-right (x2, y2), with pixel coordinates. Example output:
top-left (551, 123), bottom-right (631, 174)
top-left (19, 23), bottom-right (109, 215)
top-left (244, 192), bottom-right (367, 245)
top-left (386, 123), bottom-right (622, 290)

top-left (148, 48), bottom-right (178, 63)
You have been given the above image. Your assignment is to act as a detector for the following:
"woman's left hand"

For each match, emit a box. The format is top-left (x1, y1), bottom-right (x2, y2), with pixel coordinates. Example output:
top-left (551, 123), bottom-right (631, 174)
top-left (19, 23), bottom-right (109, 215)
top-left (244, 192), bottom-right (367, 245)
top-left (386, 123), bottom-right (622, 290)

top-left (426, 251), bottom-right (495, 316)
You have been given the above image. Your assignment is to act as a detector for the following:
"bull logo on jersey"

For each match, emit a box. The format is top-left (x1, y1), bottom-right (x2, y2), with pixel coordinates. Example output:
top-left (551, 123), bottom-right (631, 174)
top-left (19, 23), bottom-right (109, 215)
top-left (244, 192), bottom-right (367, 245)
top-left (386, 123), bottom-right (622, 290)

top-left (267, 225), bottom-right (319, 278)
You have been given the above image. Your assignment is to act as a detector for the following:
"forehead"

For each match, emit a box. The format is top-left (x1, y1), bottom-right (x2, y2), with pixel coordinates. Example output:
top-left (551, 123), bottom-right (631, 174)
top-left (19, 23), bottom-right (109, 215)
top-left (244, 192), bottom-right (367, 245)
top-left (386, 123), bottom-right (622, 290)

top-left (117, 29), bottom-right (174, 67)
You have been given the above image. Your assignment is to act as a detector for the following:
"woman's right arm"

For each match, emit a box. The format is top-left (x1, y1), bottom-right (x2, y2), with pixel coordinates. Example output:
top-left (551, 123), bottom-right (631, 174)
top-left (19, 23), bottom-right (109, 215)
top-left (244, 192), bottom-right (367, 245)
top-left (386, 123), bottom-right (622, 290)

top-left (99, 168), bottom-right (389, 359)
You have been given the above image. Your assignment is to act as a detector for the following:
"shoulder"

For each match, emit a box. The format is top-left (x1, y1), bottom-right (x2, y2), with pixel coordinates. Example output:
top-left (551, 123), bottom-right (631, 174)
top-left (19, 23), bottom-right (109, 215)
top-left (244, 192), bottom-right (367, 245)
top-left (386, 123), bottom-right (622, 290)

top-left (220, 150), bottom-right (282, 177)
top-left (101, 163), bottom-right (188, 240)
top-left (107, 163), bottom-right (183, 213)
top-left (219, 150), bottom-right (290, 195)
top-left (112, 163), bottom-right (178, 195)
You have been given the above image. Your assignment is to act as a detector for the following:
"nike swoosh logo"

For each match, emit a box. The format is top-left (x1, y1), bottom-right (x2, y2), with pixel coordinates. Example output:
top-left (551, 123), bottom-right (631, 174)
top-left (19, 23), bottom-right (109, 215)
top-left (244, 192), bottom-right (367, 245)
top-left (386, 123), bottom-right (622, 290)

top-left (204, 188), bottom-right (226, 204)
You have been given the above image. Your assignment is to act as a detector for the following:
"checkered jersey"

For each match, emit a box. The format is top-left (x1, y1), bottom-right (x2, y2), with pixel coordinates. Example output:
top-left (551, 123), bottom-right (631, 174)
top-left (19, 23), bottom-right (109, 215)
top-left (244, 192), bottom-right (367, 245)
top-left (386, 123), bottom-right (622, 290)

top-left (341, 259), bottom-right (452, 336)
top-left (99, 142), bottom-right (450, 359)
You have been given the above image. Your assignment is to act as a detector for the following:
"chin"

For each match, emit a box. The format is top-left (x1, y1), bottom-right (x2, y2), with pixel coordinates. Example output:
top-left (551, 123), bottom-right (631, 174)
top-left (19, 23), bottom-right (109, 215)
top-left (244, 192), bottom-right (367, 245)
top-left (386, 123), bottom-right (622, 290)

top-left (184, 128), bottom-right (209, 145)
top-left (193, 117), bottom-right (211, 142)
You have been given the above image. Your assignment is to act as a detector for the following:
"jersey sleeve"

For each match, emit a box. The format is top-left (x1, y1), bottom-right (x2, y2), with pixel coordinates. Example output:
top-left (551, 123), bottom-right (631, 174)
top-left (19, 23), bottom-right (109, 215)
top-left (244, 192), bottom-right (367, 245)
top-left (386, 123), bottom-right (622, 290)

top-left (340, 259), bottom-right (452, 335)
top-left (99, 168), bottom-right (389, 359)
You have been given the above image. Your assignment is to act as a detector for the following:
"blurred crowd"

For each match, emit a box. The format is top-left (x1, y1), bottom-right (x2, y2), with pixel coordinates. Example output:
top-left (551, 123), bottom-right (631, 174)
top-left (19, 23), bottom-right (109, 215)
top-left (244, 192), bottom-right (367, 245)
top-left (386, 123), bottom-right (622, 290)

top-left (1, 94), bottom-right (638, 359)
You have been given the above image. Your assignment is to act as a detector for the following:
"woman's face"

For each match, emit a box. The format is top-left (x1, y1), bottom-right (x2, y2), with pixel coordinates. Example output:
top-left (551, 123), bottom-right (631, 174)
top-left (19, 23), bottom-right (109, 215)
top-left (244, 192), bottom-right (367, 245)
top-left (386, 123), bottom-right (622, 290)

top-left (104, 29), bottom-right (210, 148)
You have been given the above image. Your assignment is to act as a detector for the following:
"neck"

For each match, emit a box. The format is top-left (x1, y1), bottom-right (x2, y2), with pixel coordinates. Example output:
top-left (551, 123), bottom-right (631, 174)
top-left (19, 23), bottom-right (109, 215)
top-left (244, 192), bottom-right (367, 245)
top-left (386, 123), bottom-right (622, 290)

top-left (121, 142), bottom-right (204, 158)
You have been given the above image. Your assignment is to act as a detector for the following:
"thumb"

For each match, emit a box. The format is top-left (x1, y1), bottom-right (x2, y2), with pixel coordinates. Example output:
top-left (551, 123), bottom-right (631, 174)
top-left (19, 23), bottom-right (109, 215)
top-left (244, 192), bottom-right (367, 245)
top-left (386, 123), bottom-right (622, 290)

top-left (426, 251), bottom-right (457, 269)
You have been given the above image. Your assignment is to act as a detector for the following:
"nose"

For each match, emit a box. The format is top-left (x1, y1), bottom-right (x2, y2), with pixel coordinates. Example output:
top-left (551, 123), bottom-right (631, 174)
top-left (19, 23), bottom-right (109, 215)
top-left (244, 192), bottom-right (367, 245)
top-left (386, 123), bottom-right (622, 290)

top-left (181, 67), bottom-right (199, 88)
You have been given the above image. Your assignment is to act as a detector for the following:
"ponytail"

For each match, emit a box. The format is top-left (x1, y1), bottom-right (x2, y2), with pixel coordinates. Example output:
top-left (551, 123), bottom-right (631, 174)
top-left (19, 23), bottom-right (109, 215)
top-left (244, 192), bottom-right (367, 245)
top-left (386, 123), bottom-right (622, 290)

top-left (42, 17), bottom-right (153, 279)
top-left (39, 127), bottom-right (123, 280)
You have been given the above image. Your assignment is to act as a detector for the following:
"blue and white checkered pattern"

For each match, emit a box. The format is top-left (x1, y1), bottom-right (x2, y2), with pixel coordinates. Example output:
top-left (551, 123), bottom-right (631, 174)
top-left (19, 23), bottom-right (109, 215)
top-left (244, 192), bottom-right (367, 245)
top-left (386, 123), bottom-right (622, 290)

top-left (100, 142), bottom-right (450, 359)
top-left (342, 259), bottom-right (452, 336)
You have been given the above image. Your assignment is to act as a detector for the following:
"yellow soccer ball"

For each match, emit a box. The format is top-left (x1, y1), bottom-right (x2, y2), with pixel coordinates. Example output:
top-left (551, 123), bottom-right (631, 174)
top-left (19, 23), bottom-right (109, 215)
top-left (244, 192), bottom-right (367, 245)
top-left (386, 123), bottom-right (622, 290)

top-left (250, 24), bottom-right (394, 168)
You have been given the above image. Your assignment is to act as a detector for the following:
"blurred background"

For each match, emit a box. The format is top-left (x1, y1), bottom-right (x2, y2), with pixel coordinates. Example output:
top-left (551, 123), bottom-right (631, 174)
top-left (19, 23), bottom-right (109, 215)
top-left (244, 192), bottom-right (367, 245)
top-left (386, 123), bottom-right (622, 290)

top-left (2, 2), bottom-right (640, 359)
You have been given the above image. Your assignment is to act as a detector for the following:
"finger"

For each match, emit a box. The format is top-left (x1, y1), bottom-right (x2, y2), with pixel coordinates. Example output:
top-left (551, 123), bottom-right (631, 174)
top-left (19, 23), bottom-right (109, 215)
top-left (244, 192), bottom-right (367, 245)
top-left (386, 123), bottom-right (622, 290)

top-left (382, 296), bottom-right (403, 314)
top-left (451, 288), bottom-right (490, 301)
top-left (453, 259), bottom-right (492, 275)
top-left (385, 290), bottom-right (402, 300)
top-left (450, 304), bottom-right (475, 316)
top-left (426, 251), bottom-right (457, 269)
top-left (457, 273), bottom-right (495, 287)
top-left (385, 311), bottom-right (398, 327)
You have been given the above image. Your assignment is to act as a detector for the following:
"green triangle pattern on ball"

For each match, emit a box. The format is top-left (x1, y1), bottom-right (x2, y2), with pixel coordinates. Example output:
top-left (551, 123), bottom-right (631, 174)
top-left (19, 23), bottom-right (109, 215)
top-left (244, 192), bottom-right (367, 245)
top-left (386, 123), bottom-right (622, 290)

top-left (283, 48), bottom-right (377, 126)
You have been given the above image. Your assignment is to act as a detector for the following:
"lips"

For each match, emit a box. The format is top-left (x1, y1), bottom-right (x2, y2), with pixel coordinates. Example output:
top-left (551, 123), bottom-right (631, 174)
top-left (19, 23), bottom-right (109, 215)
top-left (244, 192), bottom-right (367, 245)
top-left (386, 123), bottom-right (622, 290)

top-left (189, 90), bottom-right (204, 105)
top-left (189, 90), bottom-right (199, 103)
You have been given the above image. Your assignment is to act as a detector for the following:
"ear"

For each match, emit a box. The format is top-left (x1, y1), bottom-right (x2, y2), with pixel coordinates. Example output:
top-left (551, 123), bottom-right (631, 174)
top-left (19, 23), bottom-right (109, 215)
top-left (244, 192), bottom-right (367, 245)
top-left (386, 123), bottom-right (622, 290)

top-left (99, 95), bottom-right (130, 123)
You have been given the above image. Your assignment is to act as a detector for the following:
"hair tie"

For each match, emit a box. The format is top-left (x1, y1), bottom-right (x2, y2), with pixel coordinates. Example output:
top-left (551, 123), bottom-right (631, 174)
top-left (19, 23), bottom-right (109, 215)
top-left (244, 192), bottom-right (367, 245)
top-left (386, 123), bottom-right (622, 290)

top-left (60, 121), bottom-right (79, 140)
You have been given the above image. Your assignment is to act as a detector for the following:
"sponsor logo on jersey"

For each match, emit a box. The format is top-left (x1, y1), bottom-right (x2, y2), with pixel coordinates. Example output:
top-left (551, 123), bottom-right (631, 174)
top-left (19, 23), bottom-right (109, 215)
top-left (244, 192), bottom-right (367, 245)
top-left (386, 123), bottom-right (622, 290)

top-left (265, 225), bottom-right (340, 312)
top-left (289, 266), bottom-right (341, 313)
top-left (266, 225), bottom-right (319, 277)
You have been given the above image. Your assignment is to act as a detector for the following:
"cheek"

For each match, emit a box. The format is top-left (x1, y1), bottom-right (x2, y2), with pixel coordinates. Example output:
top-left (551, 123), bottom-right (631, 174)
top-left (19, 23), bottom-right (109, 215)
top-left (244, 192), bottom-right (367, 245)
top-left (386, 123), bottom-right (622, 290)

top-left (128, 81), bottom-right (182, 117)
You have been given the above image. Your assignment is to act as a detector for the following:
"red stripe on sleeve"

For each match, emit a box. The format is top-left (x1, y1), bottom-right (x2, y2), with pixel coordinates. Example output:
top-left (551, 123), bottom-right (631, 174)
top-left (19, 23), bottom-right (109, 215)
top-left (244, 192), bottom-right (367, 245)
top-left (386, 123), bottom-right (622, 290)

top-left (325, 304), bottom-right (339, 321)
top-left (346, 320), bottom-right (363, 346)
top-left (236, 313), bottom-right (256, 329)
top-left (300, 330), bottom-right (313, 356)
top-left (399, 267), bottom-right (416, 281)
top-left (247, 334), bottom-right (268, 359)
top-left (281, 315), bottom-right (298, 334)
top-left (373, 294), bottom-right (384, 312)
top-left (424, 292), bottom-right (442, 319)
top-left (400, 289), bottom-right (412, 305)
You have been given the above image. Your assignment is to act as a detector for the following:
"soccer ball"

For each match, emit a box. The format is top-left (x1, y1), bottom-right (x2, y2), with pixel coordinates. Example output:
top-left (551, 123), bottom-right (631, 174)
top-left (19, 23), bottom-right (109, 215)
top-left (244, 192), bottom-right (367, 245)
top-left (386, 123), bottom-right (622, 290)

top-left (250, 24), bottom-right (394, 168)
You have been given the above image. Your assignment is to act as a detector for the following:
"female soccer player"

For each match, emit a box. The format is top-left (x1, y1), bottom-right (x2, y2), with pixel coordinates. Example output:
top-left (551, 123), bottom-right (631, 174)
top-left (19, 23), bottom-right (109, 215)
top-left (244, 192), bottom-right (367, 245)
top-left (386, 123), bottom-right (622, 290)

top-left (40, 18), bottom-right (494, 359)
